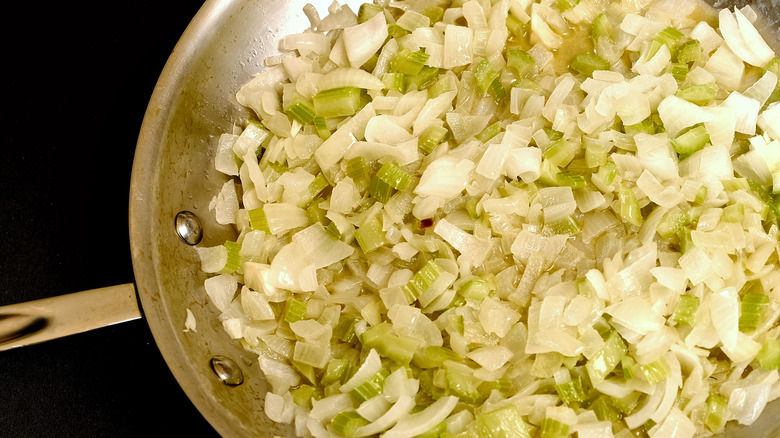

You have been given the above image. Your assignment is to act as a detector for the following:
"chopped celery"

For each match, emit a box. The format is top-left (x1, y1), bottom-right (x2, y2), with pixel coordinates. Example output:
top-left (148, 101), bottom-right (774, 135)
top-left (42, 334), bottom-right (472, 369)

top-left (391, 48), bottom-right (430, 76)
top-left (402, 260), bottom-right (443, 303)
top-left (705, 394), bottom-right (728, 433)
top-left (422, 5), bottom-right (444, 24)
top-left (671, 125), bottom-right (710, 156)
top-left (290, 384), bottom-right (317, 407)
top-left (413, 345), bottom-right (463, 369)
top-left (506, 13), bottom-right (527, 38)
top-left (639, 359), bottom-right (669, 384)
top-left (284, 299), bottom-right (307, 323)
top-left (418, 124), bottom-right (448, 154)
top-left (247, 207), bottom-right (270, 232)
top-left (383, 72), bottom-right (406, 93)
top-left (334, 316), bottom-right (358, 343)
top-left (360, 322), bottom-right (420, 364)
top-left (757, 338), bottom-right (780, 370)
top-left (409, 66), bottom-right (440, 91)
top-left (285, 96), bottom-right (316, 124)
top-left (656, 209), bottom-right (690, 239)
top-left (457, 276), bottom-right (495, 301)
top-left (571, 53), bottom-right (611, 77)
top-left (322, 358), bottom-right (352, 386)
top-left (413, 421), bottom-right (447, 438)
top-left (354, 215), bottom-right (387, 253)
top-left (475, 59), bottom-right (500, 95)
top-left (369, 161), bottom-right (412, 203)
top-left (624, 118), bottom-right (655, 137)
top-left (357, 3), bottom-right (383, 23)
top-left (488, 77), bottom-right (508, 100)
top-left (313, 116), bottom-right (331, 140)
top-left (306, 201), bottom-right (327, 225)
top-left (540, 417), bottom-right (569, 438)
top-left (476, 405), bottom-right (532, 438)
top-left (619, 184), bottom-right (643, 227)
top-left (590, 396), bottom-right (621, 422)
top-left (476, 121), bottom-right (501, 143)
top-left (445, 364), bottom-right (481, 403)
top-left (675, 83), bottom-right (718, 105)
top-left (345, 156), bottom-right (370, 186)
top-left (543, 139), bottom-right (577, 167)
top-left (621, 356), bottom-right (636, 379)
top-left (297, 173), bottom-right (330, 208)
top-left (555, 0), bottom-right (578, 11)
top-left (671, 62), bottom-right (688, 82)
top-left (350, 368), bottom-right (390, 402)
top-left (591, 13), bottom-right (614, 41)
top-left (221, 241), bottom-right (242, 274)
top-left (739, 293), bottom-right (770, 332)
top-left (673, 295), bottom-right (700, 326)
top-left (648, 27), bottom-right (684, 59)
top-left (387, 23), bottom-right (409, 40)
top-left (506, 50), bottom-right (535, 78)
top-left (722, 203), bottom-right (744, 223)
top-left (764, 57), bottom-right (780, 79)
top-left (676, 39), bottom-right (702, 64)
top-left (544, 215), bottom-right (581, 235)
top-left (313, 87), bottom-right (362, 118)
top-left (332, 411), bottom-right (370, 437)
top-left (479, 379), bottom-right (513, 397)
top-left (586, 331), bottom-right (627, 384)
top-left (554, 376), bottom-right (586, 403)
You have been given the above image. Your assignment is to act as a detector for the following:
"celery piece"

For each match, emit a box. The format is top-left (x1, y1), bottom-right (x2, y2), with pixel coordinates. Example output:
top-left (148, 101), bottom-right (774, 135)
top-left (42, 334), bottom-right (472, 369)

top-left (722, 203), bottom-right (744, 223)
top-left (671, 125), bottom-right (710, 156)
top-left (619, 184), bottom-right (643, 227)
top-left (757, 338), bottom-right (780, 370)
top-left (624, 118), bottom-right (655, 137)
top-left (331, 411), bottom-right (370, 437)
top-left (506, 13), bottom-right (527, 38)
top-left (322, 358), bottom-right (352, 386)
top-left (675, 83), bottom-right (718, 105)
top-left (705, 394), bottom-right (728, 433)
top-left (678, 227), bottom-right (694, 254)
top-left (334, 316), bottom-right (358, 343)
top-left (476, 405), bottom-right (532, 438)
top-left (391, 48), bottom-right (430, 76)
top-left (611, 392), bottom-right (640, 414)
top-left (446, 365), bottom-right (482, 404)
top-left (656, 209), bottom-right (689, 239)
top-left (764, 56), bottom-right (780, 80)
top-left (676, 39), bottom-right (702, 64)
top-left (457, 276), bottom-right (495, 301)
top-left (368, 176), bottom-right (394, 203)
top-left (543, 139), bottom-right (577, 167)
top-left (313, 87), bottom-right (362, 118)
top-left (355, 215), bottom-right (386, 253)
top-left (326, 221), bottom-right (343, 240)
top-left (554, 376), bottom-right (586, 403)
top-left (377, 161), bottom-right (412, 191)
top-left (571, 53), bottom-right (611, 77)
top-left (345, 156), bottom-right (370, 186)
top-left (418, 124), bottom-right (448, 154)
top-left (479, 379), bottom-right (513, 397)
top-left (221, 241), bottom-right (241, 274)
top-left (541, 417), bottom-right (569, 438)
top-left (476, 121), bottom-right (501, 143)
top-left (387, 23), bottom-right (409, 39)
top-left (413, 421), bottom-right (447, 438)
top-left (248, 207), bottom-right (270, 232)
top-left (382, 72), bottom-right (406, 93)
top-left (590, 396), bottom-right (621, 422)
top-left (555, 0), bottom-right (578, 11)
top-left (488, 77), bottom-right (508, 100)
top-left (621, 356), bottom-right (636, 379)
top-left (409, 66), bottom-right (440, 91)
top-left (293, 360), bottom-right (318, 385)
top-left (422, 5), bottom-right (444, 24)
top-left (584, 137), bottom-right (609, 167)
top-left (357, 3), bottom-right (383, 23)
top-left (739, 293), bottom-right (770, 332)
top-left (639, 359), bottom-right (669, 384)
top-left (351, 368), bottom-right (390, 403)
top-left (507, 49), bottom-right (535, 78)
top-left (290, 384), bottom-right (316, 408)
top-left (360, 322), bottom-right (420, 364)
top-left (427, 75), bottom-right (455, 99)
top-left (285, 95), bottom-right (316, 124)
top-left (402, 260), bottom-right (443, 303)
top-left (544, 215), bottom-right (581, 235)
top-left (413, 345), bottom-right (463, 369)
top-left (475, 59), bottom-right (500, 95)
top-left (648, 27), bottom-right (684, 59)
top-left (306, 201), bottom-right (327, 225)
top-left (673, 295), bottom-right (700, 326)
top-left (284, 299), bottom-right (307, 323)
top-left (313, 116), bottom-right (331, 140)
top-left (586, 331), bottom-right (627, 384)
top-left (298, 173), bottom-right (330, 208)
top-left (591, 13), bottom-right (614, 41)
top-left (671, 62), bottom-right (688, 82)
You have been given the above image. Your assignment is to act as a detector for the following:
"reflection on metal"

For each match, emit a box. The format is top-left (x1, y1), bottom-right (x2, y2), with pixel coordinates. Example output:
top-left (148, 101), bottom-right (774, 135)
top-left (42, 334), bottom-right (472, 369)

top-left (210, 355), bottom-right (244, 386)
top-left (175, 210), bottom-right (204, 245)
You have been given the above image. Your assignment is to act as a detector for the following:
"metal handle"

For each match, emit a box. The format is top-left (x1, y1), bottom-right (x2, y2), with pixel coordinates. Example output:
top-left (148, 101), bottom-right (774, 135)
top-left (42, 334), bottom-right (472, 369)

top-left (0, 283), bottom-right (142, 352)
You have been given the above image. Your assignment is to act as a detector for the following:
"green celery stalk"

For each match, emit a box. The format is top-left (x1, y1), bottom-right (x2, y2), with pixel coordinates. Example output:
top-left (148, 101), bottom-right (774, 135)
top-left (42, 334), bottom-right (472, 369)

top-left (586, 331), bottom-right (627, 384)
top-left (507, 49), bottom-right (535, 77)
top-left (571, 53), bottom-right (610, 77)
top-left (757, 338), bottom-right (780, 370)
top-left (475, 59), bottom-right (500, 95)
top-left (705, 394), bottom-right (728, 433)
top-left (284, 299), bottom-right (307, 323)
top-left (540, 417), bottom-right (569, 438)
top-left (391, 48), bottom-right (430, 76)
top-left (313, 116), bottom-right (331, 140)
top-left (408, 66), bottom-right (440, 91)
top-left (357, 3), bottom-right (383, 23)
top-left (402, 260), bottom-right (443, 303)
top-left (350, 368), bottom-right (390, 402)
top-left (422, 5), bottom-right (444, 24)
top-left (506, 13), bottom-right (527, 38)
top-left (221, 241), bottom-right (242, 274)
top-left (382, 72), bottom-right (406, 93)
top-left (297, 173), bottom-right (330, 208)
top-left (313, 87), bottom-right (362, 118)
top-left (476, 405), bottom-right (532, 438)
top-left (671, 62), bottom-right (688, 82)
top-left (739, 293), bottom-right (770, 332)
top-left (619, 184), bottom-right (643, 227)
top-left (285, 95), bottom-right (316, 124)
top-left (354, 215), bottom-right (387, 253)
top-left (722, 203), bottom-right (744, 223)
top-left (591, 13), bottom-right (614, 41)
top-left (676, 39), bottom-right (702, 64)
top-left (671, 125), bottom-right (710, 156)
top-left (675, 83), bottom-right (719, 105)
top-left (247, 207), bottom-right (270, 232)
top-left (673, 295), bottom-right (700, 326)
top-left (331, 411), bottom-right (370, 437)
top-left (476, 121), bottom-right (501, 143)
top-left (418, 124), bottom-right (448, 154)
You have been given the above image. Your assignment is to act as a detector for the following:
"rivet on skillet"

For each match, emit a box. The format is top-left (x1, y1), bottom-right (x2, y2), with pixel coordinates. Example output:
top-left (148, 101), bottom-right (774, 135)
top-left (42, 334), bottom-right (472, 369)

top-left (210, 355), bottom-right (244, 386)
top-left (175, 210), bottom-right (203, 245)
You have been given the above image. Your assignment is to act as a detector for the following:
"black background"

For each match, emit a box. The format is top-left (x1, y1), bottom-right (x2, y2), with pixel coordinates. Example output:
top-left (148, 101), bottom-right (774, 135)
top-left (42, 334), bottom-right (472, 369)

top-left (0, 2), bottom-right (221, 436)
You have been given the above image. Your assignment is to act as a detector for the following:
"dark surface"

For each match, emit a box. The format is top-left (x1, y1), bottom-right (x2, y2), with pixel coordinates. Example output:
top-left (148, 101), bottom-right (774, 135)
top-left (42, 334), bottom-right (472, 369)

top-left (0, 1), bottom-right (221, 436)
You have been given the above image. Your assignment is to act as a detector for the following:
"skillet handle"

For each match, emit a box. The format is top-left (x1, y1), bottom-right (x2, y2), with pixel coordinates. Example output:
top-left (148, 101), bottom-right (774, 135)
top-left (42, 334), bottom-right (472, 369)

top-left (0, 283), bottom-right (142, 352)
